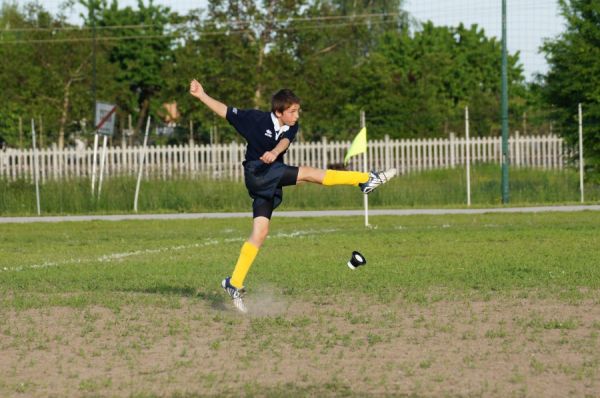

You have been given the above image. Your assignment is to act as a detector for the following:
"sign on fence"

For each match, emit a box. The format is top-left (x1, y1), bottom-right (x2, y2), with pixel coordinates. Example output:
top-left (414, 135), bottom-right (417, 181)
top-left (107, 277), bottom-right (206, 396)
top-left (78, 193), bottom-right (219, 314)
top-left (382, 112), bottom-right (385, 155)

top-left (95, 102), bottom-right (117, 136)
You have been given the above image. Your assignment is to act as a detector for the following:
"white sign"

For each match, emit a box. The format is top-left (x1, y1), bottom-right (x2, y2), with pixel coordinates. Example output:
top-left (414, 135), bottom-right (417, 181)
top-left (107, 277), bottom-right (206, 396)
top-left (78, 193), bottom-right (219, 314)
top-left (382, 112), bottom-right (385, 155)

top-left (95, 102), bottom-right (117, 136)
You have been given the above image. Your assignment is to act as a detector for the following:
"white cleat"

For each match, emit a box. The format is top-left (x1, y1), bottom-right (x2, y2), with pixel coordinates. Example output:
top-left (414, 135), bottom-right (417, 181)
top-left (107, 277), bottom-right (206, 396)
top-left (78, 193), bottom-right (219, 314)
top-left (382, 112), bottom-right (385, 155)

top-left (221, 277), bottom-right (248, 314)
top-left (359, 168), bottom-right (397, 194)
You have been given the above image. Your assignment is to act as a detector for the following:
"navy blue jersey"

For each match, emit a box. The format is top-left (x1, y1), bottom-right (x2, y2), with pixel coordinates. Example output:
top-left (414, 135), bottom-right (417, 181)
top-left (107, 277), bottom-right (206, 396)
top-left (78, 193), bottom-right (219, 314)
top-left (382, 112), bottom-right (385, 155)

top-left (226, 107), bottom-right (299, 163)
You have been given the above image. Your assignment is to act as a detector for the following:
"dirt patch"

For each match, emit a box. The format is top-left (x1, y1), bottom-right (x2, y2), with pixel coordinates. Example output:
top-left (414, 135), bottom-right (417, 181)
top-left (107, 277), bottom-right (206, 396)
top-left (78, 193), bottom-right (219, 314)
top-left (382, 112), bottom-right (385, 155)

top-left (1, 293), bottom-right (599, 397)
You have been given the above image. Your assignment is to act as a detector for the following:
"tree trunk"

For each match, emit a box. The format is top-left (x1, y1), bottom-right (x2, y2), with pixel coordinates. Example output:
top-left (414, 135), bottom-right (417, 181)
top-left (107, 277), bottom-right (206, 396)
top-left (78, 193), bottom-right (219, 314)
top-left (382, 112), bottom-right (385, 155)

top-left (135, 97), bottom-right (150, 137)
top-left (58, 80), bottom-right (73, 150)
top-left (58, 59), bottom-right (87, 149)
top-left (18, 117), bottom-right (23, 149)
top-left (253, 0), bottom-right (274, 109)
top-left (253, 46), bottom-right (265, 109)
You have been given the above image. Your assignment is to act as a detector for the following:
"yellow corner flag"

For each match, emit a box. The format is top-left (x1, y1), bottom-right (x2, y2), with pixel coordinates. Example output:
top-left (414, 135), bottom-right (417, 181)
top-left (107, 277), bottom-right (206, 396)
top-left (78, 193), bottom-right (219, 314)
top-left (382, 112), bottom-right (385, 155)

top-left (344, 127), bottom-right (367, 164)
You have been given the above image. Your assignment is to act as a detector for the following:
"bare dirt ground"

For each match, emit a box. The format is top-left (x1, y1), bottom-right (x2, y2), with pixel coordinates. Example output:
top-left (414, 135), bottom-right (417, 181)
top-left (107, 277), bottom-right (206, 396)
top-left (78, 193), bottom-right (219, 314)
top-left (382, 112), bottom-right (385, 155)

top-left (1, 292), bottom-right (599, 397)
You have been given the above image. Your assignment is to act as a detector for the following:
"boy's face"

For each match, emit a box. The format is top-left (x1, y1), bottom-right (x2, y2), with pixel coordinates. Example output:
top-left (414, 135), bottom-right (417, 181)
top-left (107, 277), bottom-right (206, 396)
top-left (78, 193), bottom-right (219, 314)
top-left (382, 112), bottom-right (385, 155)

top-left (276, 103), bottom-right (301, 126)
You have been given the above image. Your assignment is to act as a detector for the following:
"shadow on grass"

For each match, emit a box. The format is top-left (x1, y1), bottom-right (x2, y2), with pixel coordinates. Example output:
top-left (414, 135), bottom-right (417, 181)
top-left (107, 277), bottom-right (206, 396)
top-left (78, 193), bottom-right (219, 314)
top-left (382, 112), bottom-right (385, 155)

top-left (131, 381), bottom-right (354, 398)
top-left (123, 284), bottom-right (229, 311)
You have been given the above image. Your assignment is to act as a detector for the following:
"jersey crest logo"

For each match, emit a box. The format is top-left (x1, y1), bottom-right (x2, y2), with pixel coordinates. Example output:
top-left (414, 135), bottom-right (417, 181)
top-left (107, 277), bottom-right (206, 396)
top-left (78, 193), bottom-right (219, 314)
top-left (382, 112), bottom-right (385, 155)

top-left (265, 129), bottom-right (273, 138)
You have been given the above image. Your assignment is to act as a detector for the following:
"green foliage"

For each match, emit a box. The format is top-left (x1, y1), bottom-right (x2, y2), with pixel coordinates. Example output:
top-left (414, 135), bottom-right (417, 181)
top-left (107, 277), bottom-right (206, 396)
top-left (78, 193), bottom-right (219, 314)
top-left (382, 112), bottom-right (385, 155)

top-left (351, 22), bottom-right (525, 139)
top-left (541, 0), bottom-right (600, 179)
top-left (168, 0), bottom-right (529, 141)
top-left (0, 102), bottom-right (22, 146)
top-left (79, 0), bottom-right (176, 135)
top-left (1, 0), bottom-right (580, 153)
top-left (0, 1), bottom-right (93, 147)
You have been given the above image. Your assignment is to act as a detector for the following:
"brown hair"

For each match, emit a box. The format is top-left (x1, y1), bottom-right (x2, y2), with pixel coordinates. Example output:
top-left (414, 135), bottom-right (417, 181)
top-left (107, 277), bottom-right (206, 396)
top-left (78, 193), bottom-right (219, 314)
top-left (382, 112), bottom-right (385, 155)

top-left (271, 89), bottom-right (301, 113)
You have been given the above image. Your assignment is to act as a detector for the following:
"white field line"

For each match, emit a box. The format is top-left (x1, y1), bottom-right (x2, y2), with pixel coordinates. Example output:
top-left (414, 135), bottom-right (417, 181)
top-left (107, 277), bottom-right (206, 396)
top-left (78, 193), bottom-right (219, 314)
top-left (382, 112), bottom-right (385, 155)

top-left (1, 228), bottom-right (339, 273)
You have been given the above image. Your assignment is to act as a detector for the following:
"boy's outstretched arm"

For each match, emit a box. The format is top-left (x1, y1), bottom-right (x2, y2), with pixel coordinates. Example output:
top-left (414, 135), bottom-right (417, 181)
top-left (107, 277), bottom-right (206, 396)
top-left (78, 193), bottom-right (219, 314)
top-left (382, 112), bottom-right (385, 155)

top-left (260, 138), bottom-right (290, 164)
top-left (189, 79), bottom-right (227, 119)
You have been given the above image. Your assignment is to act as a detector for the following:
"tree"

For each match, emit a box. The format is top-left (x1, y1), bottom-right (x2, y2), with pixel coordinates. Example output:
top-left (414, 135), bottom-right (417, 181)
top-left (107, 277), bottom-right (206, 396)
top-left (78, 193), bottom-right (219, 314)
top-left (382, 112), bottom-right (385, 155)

top-left (0, 2), bottom-right (34, 146)
top-left (0, 2), bottom-right (92, 148)
top-left (278, 0), bottom-right (409, 140)
top-left (347, 22), bottom-right (525, 139)
top-left (1, 0), bottom-right (533, 148)
top-left (165, 1), bottom-right (309, 143)
top-left (541, 0), bottom-right (600, 179)
top-left (79, 0), bottom-right (176, 136)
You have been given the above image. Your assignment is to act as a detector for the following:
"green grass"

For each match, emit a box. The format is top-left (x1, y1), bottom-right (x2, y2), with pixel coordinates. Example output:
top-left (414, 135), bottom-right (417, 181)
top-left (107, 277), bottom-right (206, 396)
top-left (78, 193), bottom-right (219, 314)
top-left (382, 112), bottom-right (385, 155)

top-left (1, 165), bottom-right (599, 215)
top-left (1, 211), bottom-right (599, 397)
top-left (1, 211), bottom-right (599, 309)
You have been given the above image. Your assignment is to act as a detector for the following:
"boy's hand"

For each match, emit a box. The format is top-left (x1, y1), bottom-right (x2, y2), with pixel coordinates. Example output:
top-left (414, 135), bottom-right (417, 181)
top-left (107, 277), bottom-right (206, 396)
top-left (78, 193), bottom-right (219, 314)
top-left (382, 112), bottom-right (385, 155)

top-left (189, 79), bottom-right (205, 99)
top-left (189, 79), bottom-right (227, 118)
top-left (260, 151), bottom-right (277, 164)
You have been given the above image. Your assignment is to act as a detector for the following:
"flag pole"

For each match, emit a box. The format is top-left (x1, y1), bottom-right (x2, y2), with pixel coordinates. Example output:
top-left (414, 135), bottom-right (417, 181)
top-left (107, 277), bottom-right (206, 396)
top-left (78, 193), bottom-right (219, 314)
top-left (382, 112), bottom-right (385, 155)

top-left (360, 110), bottom-right (369, 227)
top-left (97, 134), bottom-right (108, 199)
top-left (31, 119), bottom-right (41, 215)
top-left (344, 117), bottom-right (368, 226)
top-left (465, 106), bottom-right (471, 206)
top-left (91, 132), bottom-right (99, 195)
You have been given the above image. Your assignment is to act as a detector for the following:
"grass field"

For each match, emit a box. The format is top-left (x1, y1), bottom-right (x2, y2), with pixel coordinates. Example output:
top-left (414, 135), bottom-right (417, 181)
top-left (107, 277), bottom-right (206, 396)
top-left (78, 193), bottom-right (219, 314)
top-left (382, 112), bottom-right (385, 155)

top-left (1, 211), bottom-right (600, 397)
top-left (1, 165), bottom-right (599, 215)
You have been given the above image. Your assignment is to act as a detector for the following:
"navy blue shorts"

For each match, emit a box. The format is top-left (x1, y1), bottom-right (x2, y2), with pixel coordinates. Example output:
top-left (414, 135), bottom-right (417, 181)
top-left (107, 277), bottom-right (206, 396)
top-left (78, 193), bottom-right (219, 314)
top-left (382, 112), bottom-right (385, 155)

top-left (243, 160), bottom-right (299, 219)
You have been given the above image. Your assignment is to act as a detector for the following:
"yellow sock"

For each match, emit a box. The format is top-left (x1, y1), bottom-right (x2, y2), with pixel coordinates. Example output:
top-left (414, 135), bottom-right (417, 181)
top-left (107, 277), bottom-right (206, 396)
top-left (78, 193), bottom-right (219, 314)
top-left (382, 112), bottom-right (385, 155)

top-left (230, 242), bottom-right (259, 288)
top-left (322, 170), bottom-right (369, 186)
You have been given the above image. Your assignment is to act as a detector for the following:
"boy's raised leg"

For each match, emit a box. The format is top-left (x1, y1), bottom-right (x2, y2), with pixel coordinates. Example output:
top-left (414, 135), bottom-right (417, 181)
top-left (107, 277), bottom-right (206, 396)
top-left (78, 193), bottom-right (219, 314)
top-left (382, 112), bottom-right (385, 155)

top-left (297, 167), bottom-right (397, 194)
top-left (322, 169), bottom-right (370, 186)
top-left (297, 167), bottom-right (367, 185)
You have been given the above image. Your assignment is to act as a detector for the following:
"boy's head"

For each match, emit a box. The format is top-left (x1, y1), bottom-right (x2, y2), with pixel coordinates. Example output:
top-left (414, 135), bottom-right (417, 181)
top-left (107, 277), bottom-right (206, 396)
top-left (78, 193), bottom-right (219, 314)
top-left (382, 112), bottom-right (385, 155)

top-left (271, 89), bottom-right (300, 113)
top-left (271, 89), bottom-right (301, 126)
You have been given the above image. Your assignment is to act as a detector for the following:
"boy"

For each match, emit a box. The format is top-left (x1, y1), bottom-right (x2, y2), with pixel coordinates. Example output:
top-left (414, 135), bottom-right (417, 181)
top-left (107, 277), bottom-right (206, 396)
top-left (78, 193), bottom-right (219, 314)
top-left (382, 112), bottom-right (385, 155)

top-left (189, 79), bottom-right (396, 313)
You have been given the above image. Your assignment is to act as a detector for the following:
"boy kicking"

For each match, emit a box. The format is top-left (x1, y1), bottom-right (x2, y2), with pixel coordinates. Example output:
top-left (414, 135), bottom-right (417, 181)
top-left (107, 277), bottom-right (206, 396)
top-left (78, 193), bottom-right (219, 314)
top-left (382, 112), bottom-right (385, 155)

top-left (189, 79), bottom-right (396, 313)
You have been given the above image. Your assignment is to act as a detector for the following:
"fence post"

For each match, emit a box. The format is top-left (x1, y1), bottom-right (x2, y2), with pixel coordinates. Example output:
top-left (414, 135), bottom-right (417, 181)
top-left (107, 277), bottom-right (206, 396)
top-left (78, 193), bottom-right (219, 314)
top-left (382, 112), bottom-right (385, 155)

top-left (449, 133), bottom-right (456, 168)
top-left (18, 117), bottom-right (24, 177)
top-left (557, 135), bottom-right (562, 169)
top-left (322, 136), bottom-right (328, 169)
top-left (384, 134), bottom-right (391, 170)
top-left (230, 141), bottom-right (235, 179)
top-left (578, 103), bottom-right (584, 203)
top-left (515, 130), bottom-right (520, 167)
top-left (399, 139), bottom-right (405, 174)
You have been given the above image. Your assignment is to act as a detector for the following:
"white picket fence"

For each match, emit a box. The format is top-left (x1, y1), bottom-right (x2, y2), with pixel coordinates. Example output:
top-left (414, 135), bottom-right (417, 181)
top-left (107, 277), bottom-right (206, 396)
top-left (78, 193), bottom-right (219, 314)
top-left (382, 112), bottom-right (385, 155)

top-left (0, 133), bottom-right (566, 182)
